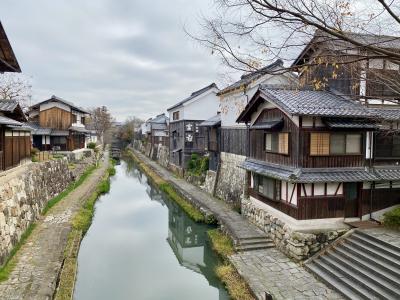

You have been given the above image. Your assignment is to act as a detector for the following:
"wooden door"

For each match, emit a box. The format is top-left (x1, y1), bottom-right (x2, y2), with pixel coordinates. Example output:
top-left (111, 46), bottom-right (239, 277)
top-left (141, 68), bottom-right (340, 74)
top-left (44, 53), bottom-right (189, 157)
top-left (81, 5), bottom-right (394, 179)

top-left (344, 182), bottom-right (360, 218)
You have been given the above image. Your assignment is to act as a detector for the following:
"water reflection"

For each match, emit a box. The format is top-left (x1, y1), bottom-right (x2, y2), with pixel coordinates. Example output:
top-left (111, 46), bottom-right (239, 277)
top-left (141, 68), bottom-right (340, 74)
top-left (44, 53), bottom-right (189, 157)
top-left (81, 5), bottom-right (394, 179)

top-left (166, 199), bottom-right (227, 297)
top-left (74, 160), bottom-right (229, 300)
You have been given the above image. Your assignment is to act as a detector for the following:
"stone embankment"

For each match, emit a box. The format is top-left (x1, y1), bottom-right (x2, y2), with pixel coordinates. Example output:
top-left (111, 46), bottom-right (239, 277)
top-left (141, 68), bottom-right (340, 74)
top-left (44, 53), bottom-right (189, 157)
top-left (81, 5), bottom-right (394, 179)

top-left (242, 200), bottom-right (347, 261)
top-left (0, 153), bottom-right (107, 300)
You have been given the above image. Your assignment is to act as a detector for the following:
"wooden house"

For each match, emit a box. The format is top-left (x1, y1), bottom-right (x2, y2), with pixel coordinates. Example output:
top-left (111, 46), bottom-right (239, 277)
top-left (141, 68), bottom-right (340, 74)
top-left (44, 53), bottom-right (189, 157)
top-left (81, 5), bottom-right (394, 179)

top-left (292, 30), bottom-right (400, 106)
top-left (27, 96), bottom-right (90, 151)
top-left (148, 113), bottom-right (169, 148)
top-left (218, 60), bottom-right (297, 156)
top-left (167, 83), bottom-right (220, 172)
top-left (237, 85), bottom-right (400, 226)
top-left (198, 114), bottom-right (221, 171)
top-left (0, 101), bottom-right (31, 170)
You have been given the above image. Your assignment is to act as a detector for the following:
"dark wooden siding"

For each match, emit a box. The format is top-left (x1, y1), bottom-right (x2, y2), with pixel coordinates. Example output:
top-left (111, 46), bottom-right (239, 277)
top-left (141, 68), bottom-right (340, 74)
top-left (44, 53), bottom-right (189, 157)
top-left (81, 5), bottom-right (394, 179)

top-left (39, 107), bottom-right (72, 130)
top-left (300, 130), bottom-right (365, 168)
top-left (361, 188), bottom-right (400, 216)
top-left (250, 108), bottom-right (299, 167)
top-left (3, 131), bottom-right (31, 170)
top-left (249, 187), bottom-right (346, 220)
top-left (220, 127), bottom-right (248, 156)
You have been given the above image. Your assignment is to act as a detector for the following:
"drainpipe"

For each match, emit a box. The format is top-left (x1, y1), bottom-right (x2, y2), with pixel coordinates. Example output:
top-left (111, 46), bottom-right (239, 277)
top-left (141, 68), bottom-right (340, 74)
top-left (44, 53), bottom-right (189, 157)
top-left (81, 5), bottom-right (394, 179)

top-left (369, 131), bottom-right (375, 220)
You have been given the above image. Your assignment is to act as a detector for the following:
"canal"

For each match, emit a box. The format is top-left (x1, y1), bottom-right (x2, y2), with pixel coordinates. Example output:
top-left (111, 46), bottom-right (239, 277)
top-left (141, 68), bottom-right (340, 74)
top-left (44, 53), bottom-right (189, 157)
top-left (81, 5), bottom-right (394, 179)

top-left (74, 159), bottom-right (230, 300)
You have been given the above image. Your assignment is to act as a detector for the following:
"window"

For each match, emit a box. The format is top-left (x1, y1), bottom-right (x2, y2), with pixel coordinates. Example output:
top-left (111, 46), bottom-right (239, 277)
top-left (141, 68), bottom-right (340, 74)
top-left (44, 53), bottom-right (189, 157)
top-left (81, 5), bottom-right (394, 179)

top-left (81, 117), bottom-right (85, 125)
top-left (311, 133), bottom-right (362, 156)
top-left (376, 133), bottom-right (400, 158)
top-left (265, 133), bottom-right (289, 154)
top-left (310, 133), bottom-right (330, 155)
top-left (253, 174), bottom-right (280, 201)
top-left (173, 111), bottom-right (180, 120)
top-left (72, 114), bottom-right (77, 123)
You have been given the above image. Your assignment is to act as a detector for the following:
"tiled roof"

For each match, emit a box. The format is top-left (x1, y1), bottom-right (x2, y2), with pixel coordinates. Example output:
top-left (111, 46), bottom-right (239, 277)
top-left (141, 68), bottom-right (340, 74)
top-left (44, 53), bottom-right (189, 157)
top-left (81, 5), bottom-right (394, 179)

top-left (368, 108), bottom-right (400, 121)
top-left (0, 22), bottom-right (21, 72)
top-left (151, 123), bottom-right (167, 130)
top-left (218, 60), bottom-right (285, 95)
top-left (250, 118), bottom-right (283, 130)
top-left (199, 114), bottom-right (221, 127)
top-left (167, 83), bottom-right (218, 111)
top-left (0, 115), bottom-right (22, 126)
top-left (30, 95), bottom-right (89, 114)
top-left (69, 126), bottom-right (90, 133)
top-left (0, 100), bottom-right (18, 112)
top-left (259, 86), bottom-right (374, 118)
top-left (51, 130), bottom-right (69, 136)
top-left (324, 118), bottom-right (379, 129)
top-left (241, 159), bottom-right (400, 183)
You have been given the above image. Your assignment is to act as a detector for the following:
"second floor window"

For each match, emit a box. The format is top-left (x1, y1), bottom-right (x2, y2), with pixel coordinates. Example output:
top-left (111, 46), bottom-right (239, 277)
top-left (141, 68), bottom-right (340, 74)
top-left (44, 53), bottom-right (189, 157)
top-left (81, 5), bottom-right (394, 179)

top-left (173, 111), bottom-right (180, 120)
top-left (265, 132), bottom-right (289, 154)
top-left (310, 133), bottom-right (362, 156)
top-left (72, 114), bottom-right (77, 123)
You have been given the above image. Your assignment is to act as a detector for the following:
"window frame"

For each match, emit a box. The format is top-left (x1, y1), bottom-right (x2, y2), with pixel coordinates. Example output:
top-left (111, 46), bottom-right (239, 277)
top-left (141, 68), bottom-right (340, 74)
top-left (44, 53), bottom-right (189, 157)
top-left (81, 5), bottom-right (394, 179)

top-left (172, 111), bottom-right (180, 121)
top-left (264, 132), bottom-right (290, 155)
top-left (253, 174), bottom-right (280, 202)
top-left (310, 132), bottom-right (363, 156)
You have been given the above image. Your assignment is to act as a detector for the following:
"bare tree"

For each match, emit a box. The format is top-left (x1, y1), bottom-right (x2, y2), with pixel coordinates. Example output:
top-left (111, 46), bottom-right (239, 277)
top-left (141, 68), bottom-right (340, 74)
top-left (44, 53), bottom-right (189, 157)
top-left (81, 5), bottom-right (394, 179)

top-left (87, 106), bottom-right (113, 145)
top-left (190, 0), bottom-right (400, 102)
top-left (0, 73), bottom-right (32, 108)
top-left (118, 116), bottom-right (143, 144)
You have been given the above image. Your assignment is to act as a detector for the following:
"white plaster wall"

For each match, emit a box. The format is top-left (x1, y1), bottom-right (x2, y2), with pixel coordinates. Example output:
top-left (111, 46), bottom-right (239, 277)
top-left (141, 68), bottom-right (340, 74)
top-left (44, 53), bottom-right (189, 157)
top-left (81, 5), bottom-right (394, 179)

top-left (220, 73), bottom-right (295, 128)
top-left (183, 90), bottom-right (220, 120)
top-left (71, 111), bottom-right (86, 128)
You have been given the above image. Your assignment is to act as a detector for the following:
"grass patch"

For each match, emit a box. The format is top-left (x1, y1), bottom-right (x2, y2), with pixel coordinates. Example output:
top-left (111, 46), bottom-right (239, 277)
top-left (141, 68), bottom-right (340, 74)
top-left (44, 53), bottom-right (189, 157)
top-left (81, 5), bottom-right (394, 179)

top-left (0, 224), bottom-right (36, 282)
top-left (42, 165), bottom-right (96, 215)
top-left (208, 229), bottom-right (234, 258)
top-left (383, 207), bottom-right (400, 229)
top-left (216, 264), bottom-right (255, 300)
top-left (125, 150), bottom-right (207, 223)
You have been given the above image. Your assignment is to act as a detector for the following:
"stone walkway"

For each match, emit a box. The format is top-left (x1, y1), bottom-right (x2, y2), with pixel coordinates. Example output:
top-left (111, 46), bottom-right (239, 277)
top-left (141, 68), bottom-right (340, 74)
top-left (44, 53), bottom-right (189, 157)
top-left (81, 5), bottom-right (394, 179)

top-left (0, 156), bottom-right (108, 300)
top-left (361, 227), bottom-right (400, 248)
top-left (131, 149), bottom-right (342, 300)
top-left (231, 250), bottom-right (342, 300)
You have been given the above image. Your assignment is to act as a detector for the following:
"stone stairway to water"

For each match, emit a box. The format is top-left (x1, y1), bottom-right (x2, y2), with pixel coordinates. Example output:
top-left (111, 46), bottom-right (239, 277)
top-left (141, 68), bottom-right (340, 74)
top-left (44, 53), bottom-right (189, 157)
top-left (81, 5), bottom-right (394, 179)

top-left (306, 229), bottom-right (400, 300)
top-left (235, 236), bottom-right (275, 252)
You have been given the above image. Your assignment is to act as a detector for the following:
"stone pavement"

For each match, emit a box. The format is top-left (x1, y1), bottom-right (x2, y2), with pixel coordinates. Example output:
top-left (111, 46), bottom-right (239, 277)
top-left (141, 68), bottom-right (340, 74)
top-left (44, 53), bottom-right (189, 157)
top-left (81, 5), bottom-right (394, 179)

top-left (131, 149), bottom-right (343, 300)
top-left (361, 227), bottom-right (400, 248)
top-left (0, 156), bottom-right (108, 300)
top-left (231, 249), bottom-right (342, 300)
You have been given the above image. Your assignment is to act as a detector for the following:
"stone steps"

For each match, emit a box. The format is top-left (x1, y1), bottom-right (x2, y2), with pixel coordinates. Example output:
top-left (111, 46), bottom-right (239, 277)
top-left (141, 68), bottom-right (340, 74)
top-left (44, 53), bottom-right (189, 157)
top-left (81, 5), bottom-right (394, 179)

top-left (306, 229), bottom-right (400, 300)
top-left (235, 237), bottom-right (275, 252)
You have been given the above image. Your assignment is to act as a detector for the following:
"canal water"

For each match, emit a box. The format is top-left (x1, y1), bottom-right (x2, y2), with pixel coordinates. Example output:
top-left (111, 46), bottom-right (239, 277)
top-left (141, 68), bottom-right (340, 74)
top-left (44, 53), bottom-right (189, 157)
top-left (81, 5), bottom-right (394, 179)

top-left (74, 159), bottom-right (230, 300)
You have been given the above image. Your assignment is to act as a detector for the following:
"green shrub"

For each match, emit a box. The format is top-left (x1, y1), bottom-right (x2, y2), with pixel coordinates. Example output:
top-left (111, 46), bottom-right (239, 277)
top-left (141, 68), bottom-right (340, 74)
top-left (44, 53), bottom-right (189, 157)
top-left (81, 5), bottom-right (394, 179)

top-left (187, 154), bottom-right (209, 176)
top-left (87, 142), bottom-right (96, 149)
top-left (383, 207), bottom-right (400, 229)
top-left (31, 147), bottom-right (39, 156)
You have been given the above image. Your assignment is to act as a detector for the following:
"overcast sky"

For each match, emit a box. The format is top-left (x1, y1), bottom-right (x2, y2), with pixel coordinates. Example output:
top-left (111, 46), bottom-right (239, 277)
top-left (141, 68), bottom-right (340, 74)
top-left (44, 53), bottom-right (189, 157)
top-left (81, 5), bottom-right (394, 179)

top-left (0, 0), bottom-right (230, 121)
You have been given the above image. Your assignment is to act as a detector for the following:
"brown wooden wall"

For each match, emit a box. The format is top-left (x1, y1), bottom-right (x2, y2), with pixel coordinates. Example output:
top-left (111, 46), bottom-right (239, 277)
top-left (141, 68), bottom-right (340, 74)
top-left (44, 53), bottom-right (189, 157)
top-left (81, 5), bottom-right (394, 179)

top-left (249, 187), bottom-right (346, 220)
top-left (361, 188), bottom-right (400, 216)
top-left (220, 127), bottom-right (248, 156)
top-left (299, 130), bottom-right (365, 168)
top-left (2, 131), bottom-right (31, 170)
top-left (250, 108), bottom-right (299, 167)
top-left (39, 107), bottom-right (71, 130)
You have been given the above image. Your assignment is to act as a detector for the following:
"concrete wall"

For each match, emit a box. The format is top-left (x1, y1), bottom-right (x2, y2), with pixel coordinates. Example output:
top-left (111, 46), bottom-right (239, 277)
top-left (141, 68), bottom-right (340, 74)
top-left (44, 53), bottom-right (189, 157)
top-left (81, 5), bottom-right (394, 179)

top-left (0, 159), bottom-right (73, 265)
top-left (215, 152), bottom-right (247, 205)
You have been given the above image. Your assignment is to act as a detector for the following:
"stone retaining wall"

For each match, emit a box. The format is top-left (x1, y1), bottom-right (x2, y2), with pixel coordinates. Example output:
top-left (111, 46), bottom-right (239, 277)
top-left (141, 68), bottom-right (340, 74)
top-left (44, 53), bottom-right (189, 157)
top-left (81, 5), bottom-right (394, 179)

top-left (215, 152), bottom-right (246, 205)
top-left (241, 199), bottom-right (348, 261)
top-left (0, 159), bottom-right (73, 265)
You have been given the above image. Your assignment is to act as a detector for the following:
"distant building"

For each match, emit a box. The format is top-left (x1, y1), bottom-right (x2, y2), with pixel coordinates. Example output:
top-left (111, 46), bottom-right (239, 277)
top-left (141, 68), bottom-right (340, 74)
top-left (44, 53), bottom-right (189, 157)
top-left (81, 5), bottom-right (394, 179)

top-left (27, 96), bottom-right (91, 151)
top-left (148, 113), bottom-right (169, 148)
top-left (167, 83), bottom-right (220, 173)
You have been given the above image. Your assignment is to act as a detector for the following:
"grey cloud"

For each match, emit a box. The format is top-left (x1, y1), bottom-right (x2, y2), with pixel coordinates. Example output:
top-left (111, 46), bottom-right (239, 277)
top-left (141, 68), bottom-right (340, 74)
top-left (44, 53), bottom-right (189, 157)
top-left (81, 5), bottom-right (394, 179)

top-left (0, 0), bottom-right (225, 120)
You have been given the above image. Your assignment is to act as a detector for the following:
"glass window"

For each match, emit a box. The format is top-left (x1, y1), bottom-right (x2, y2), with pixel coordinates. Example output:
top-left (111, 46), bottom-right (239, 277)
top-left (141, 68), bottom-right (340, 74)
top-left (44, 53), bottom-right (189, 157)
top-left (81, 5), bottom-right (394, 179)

top-left (346, 134), bottom-right (362, 154)
top-left (330, 134), bottom-right (345, 154)
top-left (265, 133), bottom-right (272, 151)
